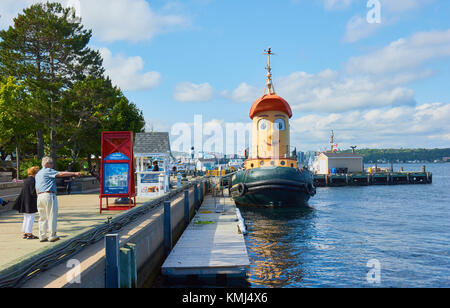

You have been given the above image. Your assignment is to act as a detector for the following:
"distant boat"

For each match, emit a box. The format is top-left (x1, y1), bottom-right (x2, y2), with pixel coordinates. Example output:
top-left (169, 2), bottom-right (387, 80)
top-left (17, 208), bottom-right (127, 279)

top-left (230, 48), bottom-right (316, 207)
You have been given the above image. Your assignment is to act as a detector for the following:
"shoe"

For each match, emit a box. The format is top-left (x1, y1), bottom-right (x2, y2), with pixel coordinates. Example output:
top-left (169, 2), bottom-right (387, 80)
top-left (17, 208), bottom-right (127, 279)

top-left (49, 236), bottom-right (60, 242)
top-left (27, 234), bottom-right (39, 240)
top-left (39, 238), bottom-right (48, 242)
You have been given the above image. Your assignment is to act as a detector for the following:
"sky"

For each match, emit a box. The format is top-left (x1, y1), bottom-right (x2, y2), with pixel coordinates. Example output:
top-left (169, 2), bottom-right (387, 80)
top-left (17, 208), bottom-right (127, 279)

top-left (1, 0), bottom-right (450, 153)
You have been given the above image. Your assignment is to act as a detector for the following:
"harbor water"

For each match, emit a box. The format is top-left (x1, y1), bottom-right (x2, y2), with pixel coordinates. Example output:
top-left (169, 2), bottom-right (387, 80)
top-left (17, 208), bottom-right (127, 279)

top-left (240, 163), bottom-right (450, 288)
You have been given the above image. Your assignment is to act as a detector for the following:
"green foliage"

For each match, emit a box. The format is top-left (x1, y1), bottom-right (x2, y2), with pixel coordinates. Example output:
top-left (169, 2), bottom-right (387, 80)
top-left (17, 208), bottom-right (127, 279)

top-left (19, 158), bottom-right (41, 178)
top-left (0, 77), bottom-right (36, 152)
top-left (56, 158), bottom-right (81, 172)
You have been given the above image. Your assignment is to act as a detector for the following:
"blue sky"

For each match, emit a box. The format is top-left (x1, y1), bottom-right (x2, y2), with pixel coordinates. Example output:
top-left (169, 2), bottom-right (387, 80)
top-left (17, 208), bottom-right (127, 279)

top-left (1, 0), bottom-right (450, 152)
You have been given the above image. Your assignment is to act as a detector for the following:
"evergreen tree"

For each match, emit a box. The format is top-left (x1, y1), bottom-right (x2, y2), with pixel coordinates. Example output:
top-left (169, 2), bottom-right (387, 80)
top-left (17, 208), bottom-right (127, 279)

top-left (0, 2), bottom-right (104, 161)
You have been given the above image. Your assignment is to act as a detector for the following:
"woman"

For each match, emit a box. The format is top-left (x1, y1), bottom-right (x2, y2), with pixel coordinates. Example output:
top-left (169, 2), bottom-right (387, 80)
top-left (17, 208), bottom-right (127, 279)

top-left (13, 166), bottom-right (40, 239)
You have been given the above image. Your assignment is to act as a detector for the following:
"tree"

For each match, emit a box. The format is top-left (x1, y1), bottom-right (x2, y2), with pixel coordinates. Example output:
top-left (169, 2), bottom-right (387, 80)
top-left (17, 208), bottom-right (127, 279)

top-left (60, 76), bottom-right (145, 168)
top-left (0, 77), bottom-right (36, 177)
top-left (0, 2), bottom-right (104, 161)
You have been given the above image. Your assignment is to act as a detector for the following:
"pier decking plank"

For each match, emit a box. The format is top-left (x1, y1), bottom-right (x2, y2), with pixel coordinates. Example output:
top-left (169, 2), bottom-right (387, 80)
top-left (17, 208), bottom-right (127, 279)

top-left (161, 195), bottom-right (250, 277)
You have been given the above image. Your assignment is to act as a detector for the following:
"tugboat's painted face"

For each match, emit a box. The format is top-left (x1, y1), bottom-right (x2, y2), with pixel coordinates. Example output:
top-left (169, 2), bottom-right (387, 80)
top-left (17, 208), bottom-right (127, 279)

top-left (252, 111), bottom-right (290, 158)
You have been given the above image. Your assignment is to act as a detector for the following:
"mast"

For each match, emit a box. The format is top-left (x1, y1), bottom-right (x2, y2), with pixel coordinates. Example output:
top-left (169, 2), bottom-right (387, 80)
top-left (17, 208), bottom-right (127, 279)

top-left (329, 130), bottom-right (335, 152)
top-left (264, 47), bottom-right (276, 95)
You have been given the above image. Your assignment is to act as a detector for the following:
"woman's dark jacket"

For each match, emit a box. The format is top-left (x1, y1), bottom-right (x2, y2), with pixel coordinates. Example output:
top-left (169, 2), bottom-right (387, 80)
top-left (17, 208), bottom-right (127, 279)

top-left (13, 177), bottom-right (38, 214)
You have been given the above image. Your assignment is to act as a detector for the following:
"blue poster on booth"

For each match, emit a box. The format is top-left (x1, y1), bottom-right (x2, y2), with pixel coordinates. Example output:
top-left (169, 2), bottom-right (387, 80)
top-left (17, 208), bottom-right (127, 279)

top-left (103, 163), bottom-right (129, 194)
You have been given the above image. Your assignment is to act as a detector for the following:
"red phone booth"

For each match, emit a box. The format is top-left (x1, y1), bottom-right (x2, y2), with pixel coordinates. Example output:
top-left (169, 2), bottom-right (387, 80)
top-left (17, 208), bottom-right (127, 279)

top-left (100, 131), bottom-right (136, 213)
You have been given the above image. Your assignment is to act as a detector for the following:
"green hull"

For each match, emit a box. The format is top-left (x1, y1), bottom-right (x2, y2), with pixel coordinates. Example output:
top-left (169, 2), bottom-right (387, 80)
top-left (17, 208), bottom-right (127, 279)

top-left (230, 167), bottom-right (316, 207)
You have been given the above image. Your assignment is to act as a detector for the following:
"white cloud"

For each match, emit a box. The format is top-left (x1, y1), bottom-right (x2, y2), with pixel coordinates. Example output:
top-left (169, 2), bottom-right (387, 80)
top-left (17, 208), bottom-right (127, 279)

top-left (0, 0), bottom-right (189, 42)
top-left (343, 15), bottom-right (383, 43)
top-left (323, 0), bottom-right (354, 10)
top-left (276, 69), bottom-right (416, 112)
top-left (382, 0), bottom-right (433, 13)
top-left (174, 82), bottom-right (214, 102)
top-left (99, 48), bottom-right (161, 91)
top-left (346, 29), bottom-right (450, 75)
top-left (226, 83), bottom-right (260, 103)
top-left (271, 30), bottom-right (450, 112)
top-left (341, 0), bottom-right (434, 43)
top-left (290, 102), bottom-right (450, 149)
top-left (79, 0), bottom-right (189, 43)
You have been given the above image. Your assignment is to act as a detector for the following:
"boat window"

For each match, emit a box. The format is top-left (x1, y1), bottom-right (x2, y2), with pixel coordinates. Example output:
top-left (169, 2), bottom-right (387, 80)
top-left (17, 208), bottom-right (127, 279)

top-left (258, 119), bottom-right (268, 131)
top-left (281, 161), bottom-right (286, 166)
top-left (260, 161), bottom-right (265, 166)
top-left (274, 118), bottom-right (286, 131)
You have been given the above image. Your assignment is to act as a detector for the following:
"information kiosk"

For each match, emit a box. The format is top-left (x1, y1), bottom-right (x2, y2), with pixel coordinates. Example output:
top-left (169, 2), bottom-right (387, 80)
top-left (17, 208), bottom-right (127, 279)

top-left (99, 131), bottom-right (136, 213)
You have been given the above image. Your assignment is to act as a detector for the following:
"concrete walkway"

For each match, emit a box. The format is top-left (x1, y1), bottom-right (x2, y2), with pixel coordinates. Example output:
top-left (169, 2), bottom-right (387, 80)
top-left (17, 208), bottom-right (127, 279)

top-left (0, 194), bottom-right (131, 271)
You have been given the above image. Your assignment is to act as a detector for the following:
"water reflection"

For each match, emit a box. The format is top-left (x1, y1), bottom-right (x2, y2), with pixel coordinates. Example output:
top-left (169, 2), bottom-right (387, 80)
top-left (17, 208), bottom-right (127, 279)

top-left (239, 206), bottom-right (315, 288)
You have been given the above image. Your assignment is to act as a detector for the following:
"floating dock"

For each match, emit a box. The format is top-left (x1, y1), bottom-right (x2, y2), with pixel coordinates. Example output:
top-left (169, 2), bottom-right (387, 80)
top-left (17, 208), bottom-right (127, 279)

top-left (313, 171), bottom-right (432, 187)
top-left (161, 194), bottom-right (250, 279)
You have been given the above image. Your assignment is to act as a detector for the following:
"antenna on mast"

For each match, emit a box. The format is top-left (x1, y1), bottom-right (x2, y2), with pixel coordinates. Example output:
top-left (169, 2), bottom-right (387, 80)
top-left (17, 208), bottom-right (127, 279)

top-left (263, 47), bottom-right (276, 95)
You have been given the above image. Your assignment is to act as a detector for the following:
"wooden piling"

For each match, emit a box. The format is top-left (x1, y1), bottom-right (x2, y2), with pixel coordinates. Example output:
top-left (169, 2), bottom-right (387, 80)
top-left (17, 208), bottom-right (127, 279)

top-left (125, 243), bottom-right (137, 288)
top-left (184, 190), bottom-right (190, 227)
top-left (105, 234), bottom-right (120, 288)
top-left (119, 247), bottom-right (132, 288)
top-left (194, 184), bottom-right (199, 208)
top-left (164, 201), bottom-right (172, 256)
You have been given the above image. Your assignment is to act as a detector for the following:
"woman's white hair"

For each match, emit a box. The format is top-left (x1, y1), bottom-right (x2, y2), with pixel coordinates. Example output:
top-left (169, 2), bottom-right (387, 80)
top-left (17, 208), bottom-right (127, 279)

top-left (41, 156), bottom-right (54, 168)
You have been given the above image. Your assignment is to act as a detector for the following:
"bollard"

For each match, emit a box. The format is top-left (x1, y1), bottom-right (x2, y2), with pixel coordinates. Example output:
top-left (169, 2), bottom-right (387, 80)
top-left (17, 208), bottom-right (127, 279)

top-left (177, 173), bottom-right (182, 188)
top-left (125, 243), bottom-right (137, 288)
top-left (184, 190), bottom-right (190, 227)
top-left (164, 201), bottom-right (172, 255)
top-left (119, 247), bottom-right (132, 288)
top-left (105, 234), bottom-right (120, 288)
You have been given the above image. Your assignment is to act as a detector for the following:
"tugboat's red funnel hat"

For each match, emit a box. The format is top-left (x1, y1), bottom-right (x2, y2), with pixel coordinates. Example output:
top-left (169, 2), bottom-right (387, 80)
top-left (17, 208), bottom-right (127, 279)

top-left (249, 94), bottom-right (292, 119)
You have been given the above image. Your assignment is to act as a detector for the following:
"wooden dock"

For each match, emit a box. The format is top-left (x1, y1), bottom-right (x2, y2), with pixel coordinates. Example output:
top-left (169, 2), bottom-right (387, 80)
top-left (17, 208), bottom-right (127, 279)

top-left (313, 171), bottom-right (432, 187)
top-left (161, 194), bottom-right (250, 279)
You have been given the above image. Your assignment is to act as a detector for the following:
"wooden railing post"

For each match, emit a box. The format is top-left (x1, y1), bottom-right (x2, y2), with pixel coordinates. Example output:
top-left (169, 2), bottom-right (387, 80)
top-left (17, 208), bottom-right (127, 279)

top-left (184, 190), bottom-right (190, 227)
top-left (164, 201), bottom-right (172, 255)
top-left (105, 234), bottom-right (120, 288)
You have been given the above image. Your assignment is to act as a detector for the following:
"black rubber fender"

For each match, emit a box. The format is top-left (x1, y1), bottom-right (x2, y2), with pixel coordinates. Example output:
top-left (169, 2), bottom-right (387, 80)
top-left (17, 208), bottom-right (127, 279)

top-left (237, 183), bottom-right (247, 197)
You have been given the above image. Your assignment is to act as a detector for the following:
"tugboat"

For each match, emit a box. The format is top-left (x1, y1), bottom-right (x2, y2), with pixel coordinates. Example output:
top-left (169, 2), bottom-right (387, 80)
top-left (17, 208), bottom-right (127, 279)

top-left (230, 48), bottom-right (316, 207)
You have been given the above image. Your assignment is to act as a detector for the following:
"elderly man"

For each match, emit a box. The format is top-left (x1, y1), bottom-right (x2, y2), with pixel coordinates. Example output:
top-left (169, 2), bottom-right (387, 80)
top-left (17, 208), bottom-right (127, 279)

top-left (35, 157), bottom-right (81, 242)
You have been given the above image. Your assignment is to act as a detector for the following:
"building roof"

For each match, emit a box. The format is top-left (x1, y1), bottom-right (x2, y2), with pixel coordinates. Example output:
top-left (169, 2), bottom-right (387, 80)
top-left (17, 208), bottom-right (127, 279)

top-left (134, 132), bottom-right (171, 154)
top-left (249, 94), bottom-right (293, 119)
top-left (321, 152), bottom-right (362, 158)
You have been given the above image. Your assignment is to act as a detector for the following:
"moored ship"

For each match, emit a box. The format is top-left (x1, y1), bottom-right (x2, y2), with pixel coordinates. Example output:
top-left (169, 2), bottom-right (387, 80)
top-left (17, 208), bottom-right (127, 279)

top-left (230, 48), bottom-right (316, 207)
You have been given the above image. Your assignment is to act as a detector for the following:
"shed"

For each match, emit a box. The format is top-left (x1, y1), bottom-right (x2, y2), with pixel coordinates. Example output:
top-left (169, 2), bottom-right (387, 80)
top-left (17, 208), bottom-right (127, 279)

top-left (316, 152), bottom-right (363, 174)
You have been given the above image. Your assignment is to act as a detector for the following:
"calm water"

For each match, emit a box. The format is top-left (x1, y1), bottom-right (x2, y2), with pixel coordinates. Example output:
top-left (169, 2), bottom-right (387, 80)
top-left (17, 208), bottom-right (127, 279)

top-left (240, 163), bottom-right (450, 288)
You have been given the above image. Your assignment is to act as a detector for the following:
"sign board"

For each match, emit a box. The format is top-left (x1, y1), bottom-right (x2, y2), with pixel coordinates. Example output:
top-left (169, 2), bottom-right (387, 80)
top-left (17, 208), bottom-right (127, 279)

top-left (100, 131), bottom-right (136, 212)
top-left (137, 172), bottom-right (165, 198)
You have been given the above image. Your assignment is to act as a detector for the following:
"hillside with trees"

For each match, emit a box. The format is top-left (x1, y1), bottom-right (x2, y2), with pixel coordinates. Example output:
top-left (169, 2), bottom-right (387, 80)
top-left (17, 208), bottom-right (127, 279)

top-left (342, 148), bottom-right (450, 163)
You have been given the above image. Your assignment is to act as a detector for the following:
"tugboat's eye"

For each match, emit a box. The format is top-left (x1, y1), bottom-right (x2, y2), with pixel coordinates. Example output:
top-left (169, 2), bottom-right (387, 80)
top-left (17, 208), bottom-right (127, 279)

top-left (258, 119), bottom-right (268, 130)
top-left (274, 119), bottom-right (286, 131)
